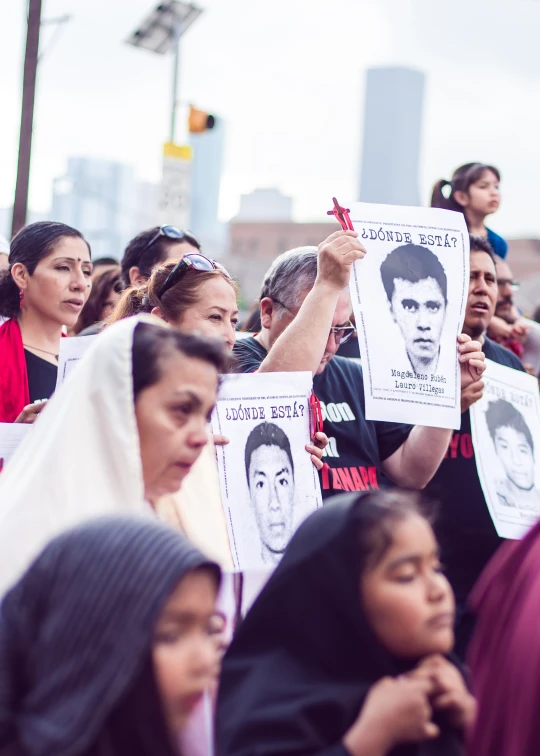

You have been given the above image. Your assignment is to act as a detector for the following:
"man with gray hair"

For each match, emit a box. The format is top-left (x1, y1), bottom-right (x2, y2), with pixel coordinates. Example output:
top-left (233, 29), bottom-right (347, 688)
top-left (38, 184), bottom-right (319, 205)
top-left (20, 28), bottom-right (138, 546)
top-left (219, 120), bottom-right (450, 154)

top-left (234, 229), bottom-right (486, 498)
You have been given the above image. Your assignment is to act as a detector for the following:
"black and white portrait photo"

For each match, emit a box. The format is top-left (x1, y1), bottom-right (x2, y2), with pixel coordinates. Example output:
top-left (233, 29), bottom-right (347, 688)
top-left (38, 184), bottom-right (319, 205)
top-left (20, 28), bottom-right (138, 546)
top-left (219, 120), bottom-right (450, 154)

top-left (212, 371), bottom-right (322, 569)
top-left (471, 358), bottom-right (540, 540)
top-left (245, 422), bottom-right (295, 565)
top-left (486, 399), bottom-right (540, 514)
top-left (380, 244), bottom-right (447, 376)
top-left (347, 202), bottom-right (469, 429)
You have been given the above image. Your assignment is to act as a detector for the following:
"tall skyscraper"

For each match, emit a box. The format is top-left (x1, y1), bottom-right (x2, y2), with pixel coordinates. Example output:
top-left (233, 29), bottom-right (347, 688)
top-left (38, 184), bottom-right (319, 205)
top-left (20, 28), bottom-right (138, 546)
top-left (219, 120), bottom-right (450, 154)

top-left (359, 67), bottom-right (425, 207)
top-left (189, 118), bottom-right (226, 258)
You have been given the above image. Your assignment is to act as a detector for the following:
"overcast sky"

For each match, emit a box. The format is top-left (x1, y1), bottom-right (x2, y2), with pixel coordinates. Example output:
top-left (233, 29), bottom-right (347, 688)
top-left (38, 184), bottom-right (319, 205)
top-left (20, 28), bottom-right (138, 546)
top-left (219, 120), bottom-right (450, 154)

top-left (1, 0), bottom-right (540, 236)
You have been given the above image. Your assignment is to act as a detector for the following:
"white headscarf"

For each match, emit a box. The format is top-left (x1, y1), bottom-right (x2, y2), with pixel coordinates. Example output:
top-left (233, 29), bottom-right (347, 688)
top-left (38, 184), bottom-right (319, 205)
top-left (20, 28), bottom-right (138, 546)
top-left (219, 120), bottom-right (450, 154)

top-left (0, 315), bottom-right (157, 595)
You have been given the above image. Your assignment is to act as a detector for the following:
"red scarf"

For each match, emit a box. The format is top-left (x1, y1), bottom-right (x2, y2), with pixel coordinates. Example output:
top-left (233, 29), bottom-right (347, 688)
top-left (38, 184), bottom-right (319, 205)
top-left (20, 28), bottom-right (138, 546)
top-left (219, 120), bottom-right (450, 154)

top-left (0, 319), bottom-right (30, 422)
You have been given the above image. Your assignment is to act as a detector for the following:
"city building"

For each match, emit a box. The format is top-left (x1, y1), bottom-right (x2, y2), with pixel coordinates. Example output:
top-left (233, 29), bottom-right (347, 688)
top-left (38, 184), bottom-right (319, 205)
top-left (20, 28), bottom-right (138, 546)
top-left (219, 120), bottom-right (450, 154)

top-left (227, 220), bottom-right (335, 304)
top-left (234, 188), bottom-right (293, 222)
top-left (50, 157), bottom-right (158, 260)
top-left (359, 67), bottom-right (425, 206)
top-left (189, 118), bottom-right (227, 258)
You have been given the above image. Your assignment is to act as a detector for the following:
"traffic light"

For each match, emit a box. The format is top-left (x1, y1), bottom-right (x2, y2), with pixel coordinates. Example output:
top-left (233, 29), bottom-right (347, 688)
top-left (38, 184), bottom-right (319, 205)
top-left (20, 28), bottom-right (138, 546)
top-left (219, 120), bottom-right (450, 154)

top-left (188, 106), bottom-right (216, 133)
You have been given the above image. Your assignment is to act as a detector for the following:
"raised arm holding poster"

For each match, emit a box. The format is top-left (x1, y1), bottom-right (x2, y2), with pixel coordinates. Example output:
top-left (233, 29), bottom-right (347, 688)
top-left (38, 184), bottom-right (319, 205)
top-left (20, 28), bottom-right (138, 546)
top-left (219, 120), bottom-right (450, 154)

top-left (212, 371), bottom-right (322, 570)
top-left (346, 203), bottom-right (469, 429)
top-left (470, 358), bottom-right (540, 540)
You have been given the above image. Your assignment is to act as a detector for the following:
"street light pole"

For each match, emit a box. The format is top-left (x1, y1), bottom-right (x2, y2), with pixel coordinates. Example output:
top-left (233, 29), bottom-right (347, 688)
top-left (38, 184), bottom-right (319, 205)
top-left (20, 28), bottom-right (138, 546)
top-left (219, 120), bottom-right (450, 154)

top-left (170, 28), bottom-right (181, 143)
top-left (12, 0), bottom-right (43, 237)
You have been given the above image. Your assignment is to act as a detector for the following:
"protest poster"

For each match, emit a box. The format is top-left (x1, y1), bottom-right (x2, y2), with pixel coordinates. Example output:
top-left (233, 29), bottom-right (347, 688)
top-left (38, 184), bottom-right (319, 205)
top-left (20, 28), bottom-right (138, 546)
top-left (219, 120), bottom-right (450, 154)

top-left (56, 335), bottom-right (97, 389)
top-left (346, 202), bottom-right (469, 429)
top-left (212, 372), bottom-right (321, 570)
top-left (470, 358), bottom-right (540, 540)
top-left (0, 423), bottom-right (31, 474)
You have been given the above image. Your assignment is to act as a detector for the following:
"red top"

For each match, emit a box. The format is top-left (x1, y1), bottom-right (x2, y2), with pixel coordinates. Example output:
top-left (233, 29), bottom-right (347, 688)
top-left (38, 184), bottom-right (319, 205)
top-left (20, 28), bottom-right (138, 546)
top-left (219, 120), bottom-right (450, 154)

top-left (0, 319), bottom-right (30, 422)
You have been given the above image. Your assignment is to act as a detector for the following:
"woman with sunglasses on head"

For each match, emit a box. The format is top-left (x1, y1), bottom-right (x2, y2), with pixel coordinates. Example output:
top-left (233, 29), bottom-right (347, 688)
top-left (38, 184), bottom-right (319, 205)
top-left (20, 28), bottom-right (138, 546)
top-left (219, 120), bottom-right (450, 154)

top-left (0, 221), bottom-right (92, 424)
top-left (111, 252), bottom-right (240, 351)
top-left (121, 225), bottom-right (201, 289)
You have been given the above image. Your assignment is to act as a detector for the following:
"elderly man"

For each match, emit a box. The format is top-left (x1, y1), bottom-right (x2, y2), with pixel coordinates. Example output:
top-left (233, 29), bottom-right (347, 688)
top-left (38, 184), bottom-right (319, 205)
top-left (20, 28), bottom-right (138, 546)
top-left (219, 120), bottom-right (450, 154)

top-left (424, 235), bottom-right (525, 656)
top-left (234, 229), bottom-right (485, 498)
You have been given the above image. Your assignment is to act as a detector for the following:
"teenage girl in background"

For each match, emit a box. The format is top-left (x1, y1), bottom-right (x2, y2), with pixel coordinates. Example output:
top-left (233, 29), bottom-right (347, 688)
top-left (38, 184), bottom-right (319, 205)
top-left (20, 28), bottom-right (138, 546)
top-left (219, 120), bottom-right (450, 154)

top-left (431, 163), bottom-right (507, 259)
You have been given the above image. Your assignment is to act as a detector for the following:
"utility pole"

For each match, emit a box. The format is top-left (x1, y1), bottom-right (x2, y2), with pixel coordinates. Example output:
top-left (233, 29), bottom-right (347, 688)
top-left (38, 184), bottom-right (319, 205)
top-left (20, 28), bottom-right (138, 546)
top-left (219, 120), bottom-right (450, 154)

top-left (12, 0), bottom-right (43, 237)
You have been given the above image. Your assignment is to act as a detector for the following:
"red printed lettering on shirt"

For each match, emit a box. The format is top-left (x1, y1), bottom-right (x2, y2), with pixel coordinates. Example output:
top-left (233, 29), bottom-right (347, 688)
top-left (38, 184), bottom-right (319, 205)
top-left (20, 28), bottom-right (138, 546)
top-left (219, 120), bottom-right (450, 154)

top-left (460, 434), bottom-right (474, 459)
top-left (446, 433), bottom-right (460, 459)
top-left (360, 467), bottom-right (370, 488)
top-left (321, 463), bottom-right (330, 490)
top-left (338, 467), bottom-right (354, 492)
top-left (368, 467), bottom-right (379, 490)
top-left (351, 467), bottom-right (367, 491)
top-left (331, 468), bottom-right (344, 490)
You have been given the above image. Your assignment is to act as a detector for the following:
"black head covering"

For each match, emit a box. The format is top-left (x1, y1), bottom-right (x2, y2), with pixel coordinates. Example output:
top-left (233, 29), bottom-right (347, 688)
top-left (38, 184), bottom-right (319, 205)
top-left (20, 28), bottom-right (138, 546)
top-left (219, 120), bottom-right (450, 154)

top-left (0, 516), bottom-right (221, 756)
top-left (216, 492), bottom-right (463, 756)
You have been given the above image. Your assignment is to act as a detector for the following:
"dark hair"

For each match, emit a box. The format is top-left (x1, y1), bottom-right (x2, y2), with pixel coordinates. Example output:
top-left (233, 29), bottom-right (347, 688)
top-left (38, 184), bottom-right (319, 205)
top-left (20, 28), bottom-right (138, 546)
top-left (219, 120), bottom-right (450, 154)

top-left (132, 322), bottom-right (230, 400)
top-left (485, 399), bottom-right (534, 455)
top-left (380, 244), bottom-right (448, 303)
top-left (244, 422), bottom-right (294, 486)
top-left (73, 267), bottom-right (122, 335)
top-left (469, 234), bottom-right (495, 259)
top-left (351, 490), bottom-right (432, 574)
top-left (0, 221), bottom-right (90, 319)
top-left (92, 256), bottom-right (118, 268)
top-left (120, 227), bottom-right (200, 288)
top-left (431, 163), bottom-right (501, 218)
top-left (109, 258), bottom-right (237, 326)
top-left (240, 304), bottom-right (262, 333)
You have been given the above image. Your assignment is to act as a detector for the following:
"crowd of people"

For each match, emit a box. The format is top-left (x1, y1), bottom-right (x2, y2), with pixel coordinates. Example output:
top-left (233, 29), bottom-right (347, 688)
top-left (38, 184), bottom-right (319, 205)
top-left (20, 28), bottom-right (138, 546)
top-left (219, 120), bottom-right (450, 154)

top-left (0, 161), bottom-right (539, 755)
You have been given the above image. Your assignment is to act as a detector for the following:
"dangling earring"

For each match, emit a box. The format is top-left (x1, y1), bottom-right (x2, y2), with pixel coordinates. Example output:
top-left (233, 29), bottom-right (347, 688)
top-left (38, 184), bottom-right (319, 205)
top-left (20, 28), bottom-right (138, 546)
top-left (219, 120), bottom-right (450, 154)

top-left (19, 290), bottom-right (24, 310)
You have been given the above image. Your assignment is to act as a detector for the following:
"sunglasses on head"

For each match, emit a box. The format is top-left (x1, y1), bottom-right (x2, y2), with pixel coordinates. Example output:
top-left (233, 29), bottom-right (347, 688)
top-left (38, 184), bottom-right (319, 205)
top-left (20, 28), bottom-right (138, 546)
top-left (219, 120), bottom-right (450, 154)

top-left (158, 253), bottom-right (232, 299)
top-left (144, 225), bottom-right (200, 252)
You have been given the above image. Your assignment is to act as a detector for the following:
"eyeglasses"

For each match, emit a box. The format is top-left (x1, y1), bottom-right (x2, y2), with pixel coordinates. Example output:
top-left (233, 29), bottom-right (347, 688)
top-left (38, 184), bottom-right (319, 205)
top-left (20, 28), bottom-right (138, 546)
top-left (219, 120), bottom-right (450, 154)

top-left (272, 298), bottom-right (356, 345)
top-left (158, 253), bottom-right (231, 299)
top-left (498, 278), bottom-right (520, 293)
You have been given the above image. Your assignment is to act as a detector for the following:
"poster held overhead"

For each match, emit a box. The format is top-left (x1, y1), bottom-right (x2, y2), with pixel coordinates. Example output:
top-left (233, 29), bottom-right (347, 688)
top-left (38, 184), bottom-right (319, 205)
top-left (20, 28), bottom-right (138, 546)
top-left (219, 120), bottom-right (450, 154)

top-left (345, 202), bottom-right (469, 429)
top-left (212, 372), bottom-right (322, 570)
top-left (470, 358), bottom-right (540, 540)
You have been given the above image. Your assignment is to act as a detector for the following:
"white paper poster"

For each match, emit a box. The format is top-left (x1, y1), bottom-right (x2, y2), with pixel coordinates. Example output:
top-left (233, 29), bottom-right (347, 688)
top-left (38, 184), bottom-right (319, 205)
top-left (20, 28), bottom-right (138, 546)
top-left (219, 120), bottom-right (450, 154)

top-left (470, 358), bottom-right (540, 540)
top-left (56, 335), bottom-right (97, 389)
top-left (347, 203), bottom-right (469, 429)
top-left (0, 423), bottom-right (31, 474)
top-left (212, 372), bottom-right (322, 570)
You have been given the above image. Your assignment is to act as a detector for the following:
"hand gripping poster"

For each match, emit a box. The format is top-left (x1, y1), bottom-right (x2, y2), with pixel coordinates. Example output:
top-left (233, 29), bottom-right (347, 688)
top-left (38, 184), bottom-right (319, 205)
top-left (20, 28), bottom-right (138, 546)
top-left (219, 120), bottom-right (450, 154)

top-left (211, 371), bottom-right (322, 570)
top-left (470, 359), bottom-right (540, 540)
top-left (347, 203), bottom-right (469, 429)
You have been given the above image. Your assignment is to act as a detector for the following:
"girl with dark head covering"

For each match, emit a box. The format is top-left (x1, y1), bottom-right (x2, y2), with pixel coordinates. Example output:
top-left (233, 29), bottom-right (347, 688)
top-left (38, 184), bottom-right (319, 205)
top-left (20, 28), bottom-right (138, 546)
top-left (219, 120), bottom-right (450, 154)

top-left (216, 491), bottom-right (475, 756)
top-left (0, 516), bottom-right (221, 756)
top-left (467, 518), bottom-right (540, 756)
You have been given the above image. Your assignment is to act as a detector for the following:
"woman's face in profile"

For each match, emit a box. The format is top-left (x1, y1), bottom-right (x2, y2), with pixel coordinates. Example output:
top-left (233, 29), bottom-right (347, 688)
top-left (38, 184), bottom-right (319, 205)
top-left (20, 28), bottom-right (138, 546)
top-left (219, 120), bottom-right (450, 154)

top-left (174, 277), bottom-right (239, 352)
top-left (135, 349), bottom-right (219, 500)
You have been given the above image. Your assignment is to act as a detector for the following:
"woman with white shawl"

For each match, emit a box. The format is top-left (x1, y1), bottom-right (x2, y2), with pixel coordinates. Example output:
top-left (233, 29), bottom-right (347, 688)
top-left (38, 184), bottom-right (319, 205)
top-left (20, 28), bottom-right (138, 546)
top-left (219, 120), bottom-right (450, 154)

top-left (0, 315), bottom-right (229, 596)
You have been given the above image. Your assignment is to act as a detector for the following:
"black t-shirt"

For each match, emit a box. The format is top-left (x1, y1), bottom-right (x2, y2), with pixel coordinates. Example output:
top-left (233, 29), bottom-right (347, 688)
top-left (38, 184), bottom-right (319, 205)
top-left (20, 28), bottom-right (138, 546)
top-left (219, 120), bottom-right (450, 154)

top-left (24, 350), bottom-right (57, 403)
top-left (233, 337), bottom-right (412, 499)
top-left (425, 337), bottom-right (525, 606)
